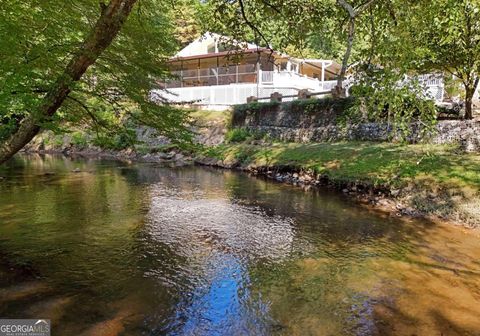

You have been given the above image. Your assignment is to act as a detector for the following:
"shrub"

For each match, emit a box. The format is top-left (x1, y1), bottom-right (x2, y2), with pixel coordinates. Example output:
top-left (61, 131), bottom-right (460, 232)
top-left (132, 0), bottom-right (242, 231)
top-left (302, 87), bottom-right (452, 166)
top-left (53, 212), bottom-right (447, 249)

top-left (71, 131), bottom-right (88, 148)
top-left (282, 97), bottom-right (355, 115)
top-left (347, 74), bottom-right (437, 141)
top-left (436, 103), bottom-right (463, 119)
top-left (53, 134), bottom-right (64, 147)
top-left (225, 128), bottom-right (251, 143)
top-left (92, 128), bottom-right (136, 150)
top-left (0, 119), bottom-right (18, 141)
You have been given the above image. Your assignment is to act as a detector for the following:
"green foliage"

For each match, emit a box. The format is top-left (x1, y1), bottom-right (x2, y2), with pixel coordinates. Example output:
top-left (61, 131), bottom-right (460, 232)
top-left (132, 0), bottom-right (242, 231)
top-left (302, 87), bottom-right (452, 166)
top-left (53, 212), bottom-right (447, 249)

top-left (71, 132), bottom-right (88, 149)
top-left (0, 0), bottom-right (194, 150)
top-left (206, 142), bottom-right (480, 189)
top-left (233, 101), bottom-right (280, 115)
top-left (171, 0), bottom-right (203, 47)
top-left (0, 114), bottom-right (20, 142)
top-left (443, 76), bottom-right (465, 100)
top-left (282, 97), bottom-right (355, 115)
top-left (225, 128), bottom-right (252, 143)
top-left (92, 127), bottom-right (136, 151)
top-left (347, 71), bottom-right (437, 141)
top-left (42, 133), bottom-right (64, 148)
top-left (231, 101), bottom-right (280, 127)
top-left (202, 0), bottom-right (336, 57)
top-left (361, 0), bottom-right (480, 118)
top-left (206, 0), bottom-right (479, 120)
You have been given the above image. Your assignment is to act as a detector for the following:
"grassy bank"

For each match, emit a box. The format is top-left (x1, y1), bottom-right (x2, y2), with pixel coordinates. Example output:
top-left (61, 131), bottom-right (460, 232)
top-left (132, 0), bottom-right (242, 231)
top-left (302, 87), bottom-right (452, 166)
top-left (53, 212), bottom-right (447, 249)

top-left (201, 141), bottom-right (480, 227)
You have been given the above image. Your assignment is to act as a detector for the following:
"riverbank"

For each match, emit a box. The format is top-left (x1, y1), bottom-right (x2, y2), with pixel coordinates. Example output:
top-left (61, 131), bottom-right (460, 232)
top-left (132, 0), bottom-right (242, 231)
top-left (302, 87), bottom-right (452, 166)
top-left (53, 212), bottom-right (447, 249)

top-left (20, 128), bottom-right (480, 229)
top-left (196, 141), bottom-right (480, 228)
top-left (24, 147), bottom-right (195, 165)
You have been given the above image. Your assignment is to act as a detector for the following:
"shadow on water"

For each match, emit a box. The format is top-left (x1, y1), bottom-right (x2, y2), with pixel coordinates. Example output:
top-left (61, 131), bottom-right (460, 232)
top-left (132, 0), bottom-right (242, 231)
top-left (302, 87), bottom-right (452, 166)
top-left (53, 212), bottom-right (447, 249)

top-left (0, 154), bottom-right (479, 335)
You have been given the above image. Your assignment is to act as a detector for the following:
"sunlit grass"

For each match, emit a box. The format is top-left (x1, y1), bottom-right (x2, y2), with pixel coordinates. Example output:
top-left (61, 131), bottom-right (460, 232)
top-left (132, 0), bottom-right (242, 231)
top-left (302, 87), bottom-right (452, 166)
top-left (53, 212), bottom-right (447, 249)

top-left (189, 109), bottom-right (231, 125)
top-left (204, 142), bottom-right (480, 190)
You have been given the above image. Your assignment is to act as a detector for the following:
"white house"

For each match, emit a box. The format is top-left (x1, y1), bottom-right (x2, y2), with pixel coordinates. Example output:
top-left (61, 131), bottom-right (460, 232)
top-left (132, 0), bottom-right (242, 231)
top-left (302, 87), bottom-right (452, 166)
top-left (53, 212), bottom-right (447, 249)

top-left (156, 33), bottom-right (341, 109)
top-left (155, 33), bottom-right (448, 110)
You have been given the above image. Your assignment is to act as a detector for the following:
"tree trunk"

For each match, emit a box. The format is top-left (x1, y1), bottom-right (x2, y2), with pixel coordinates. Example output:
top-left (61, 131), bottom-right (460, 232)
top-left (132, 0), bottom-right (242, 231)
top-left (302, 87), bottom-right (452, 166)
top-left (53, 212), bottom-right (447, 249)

top-left (0, 0), bottom-right (137, 165)
top-left (334, 0), bottom-right (376, 97)
top-left (335, 17), bottom-right (355, 97)
top-left (464, 77), bottom-right (479, 120)
top-left (465, 91), bottom-right (473, 120)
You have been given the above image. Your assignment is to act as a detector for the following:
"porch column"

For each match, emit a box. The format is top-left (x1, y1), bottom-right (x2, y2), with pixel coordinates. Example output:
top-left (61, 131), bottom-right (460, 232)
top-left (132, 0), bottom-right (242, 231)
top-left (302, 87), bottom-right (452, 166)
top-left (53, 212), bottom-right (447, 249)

top-left (321, 61), bottom-right (325, 83)
top-left (256, 60), bottom-right (260, 98)
top-left (257, 61), bottom-right (261, 85)
top-left (197, 58), bottom-right (200, 83)
top-left (216, 56), bottom-right (219, 86)
top-left (180, 60), bottom-right (184, 88)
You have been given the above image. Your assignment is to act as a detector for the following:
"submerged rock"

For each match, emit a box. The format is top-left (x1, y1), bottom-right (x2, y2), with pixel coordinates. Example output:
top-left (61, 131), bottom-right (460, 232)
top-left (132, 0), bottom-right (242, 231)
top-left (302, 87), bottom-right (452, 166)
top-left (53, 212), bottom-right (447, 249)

top-left (0, 281), bottom-right (50, 303)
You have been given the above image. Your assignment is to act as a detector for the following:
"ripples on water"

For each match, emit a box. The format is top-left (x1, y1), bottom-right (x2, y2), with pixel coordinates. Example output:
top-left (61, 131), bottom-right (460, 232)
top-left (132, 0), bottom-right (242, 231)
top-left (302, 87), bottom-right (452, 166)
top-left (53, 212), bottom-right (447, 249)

top-left (0, 154), bottom-right (479, 335)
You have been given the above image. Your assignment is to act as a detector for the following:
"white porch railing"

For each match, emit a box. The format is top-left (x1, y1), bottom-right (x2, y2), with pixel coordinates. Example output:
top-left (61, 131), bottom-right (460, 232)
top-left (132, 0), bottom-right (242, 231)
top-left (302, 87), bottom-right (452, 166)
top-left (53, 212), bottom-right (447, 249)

top-left (321, 80), bottom-right (338, 91)
top-left (157, 68), bottom-right (341, 106)
top-left (259, 70), bottom-right (337, 92)
top-left (261, 71), bottom-right (274, 83)
top-left (157, 84), bottom-right (304, 105)
top-left (418, 74), bottom-right (444, 101)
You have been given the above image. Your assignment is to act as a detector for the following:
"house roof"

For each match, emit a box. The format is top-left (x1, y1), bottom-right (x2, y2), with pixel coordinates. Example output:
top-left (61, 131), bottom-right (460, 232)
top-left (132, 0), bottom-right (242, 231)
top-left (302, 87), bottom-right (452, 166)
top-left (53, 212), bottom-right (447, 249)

top-left (171, 32), bottom-right (340, 74)
top-left (170, 47), bottom-right (273, 62)
top-left (175, 32), bottom-right (260, 58)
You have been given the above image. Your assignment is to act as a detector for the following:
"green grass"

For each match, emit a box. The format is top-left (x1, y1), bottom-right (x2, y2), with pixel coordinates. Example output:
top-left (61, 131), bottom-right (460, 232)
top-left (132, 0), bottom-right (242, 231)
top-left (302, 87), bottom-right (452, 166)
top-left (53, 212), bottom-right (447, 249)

top-left (203, 142), bottom-right (480, 190)
top-left (189, 109), bottom-right (231, 126)
top-left (203, 141), bottom-right (480, 225)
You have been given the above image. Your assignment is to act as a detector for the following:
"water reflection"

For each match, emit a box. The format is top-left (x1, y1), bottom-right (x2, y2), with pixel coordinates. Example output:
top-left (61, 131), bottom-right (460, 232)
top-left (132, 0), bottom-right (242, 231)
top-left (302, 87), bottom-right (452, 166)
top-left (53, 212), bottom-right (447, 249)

top-left (165, 253), bottom-right (273, 336)
top-left (145, 186), bottom-right (295, 263)
top-left (0, 154), bottom-right (479, 336)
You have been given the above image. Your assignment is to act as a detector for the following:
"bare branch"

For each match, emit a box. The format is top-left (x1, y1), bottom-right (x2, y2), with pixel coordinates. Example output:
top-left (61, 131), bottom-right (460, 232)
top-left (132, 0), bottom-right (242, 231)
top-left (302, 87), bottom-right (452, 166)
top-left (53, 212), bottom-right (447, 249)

top-left (337, 0), bottom-right (355, 17)
top-left (238, 0), bottom-right (272, 51)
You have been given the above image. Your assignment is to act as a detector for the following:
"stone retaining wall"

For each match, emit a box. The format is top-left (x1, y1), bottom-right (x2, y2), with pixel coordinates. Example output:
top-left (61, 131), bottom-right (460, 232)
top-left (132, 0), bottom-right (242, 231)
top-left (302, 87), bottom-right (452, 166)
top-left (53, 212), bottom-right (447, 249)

top-left (233, 100), bottom-right (480, 151)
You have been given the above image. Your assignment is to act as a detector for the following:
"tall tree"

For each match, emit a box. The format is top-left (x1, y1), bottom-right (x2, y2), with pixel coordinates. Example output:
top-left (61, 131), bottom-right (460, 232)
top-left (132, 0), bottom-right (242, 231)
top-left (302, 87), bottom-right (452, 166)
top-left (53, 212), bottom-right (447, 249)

top-left (204, 0), bottom-right (380, 93)
top-left (358, 0), bottom-right (480, 119)
top-left (333, 0), bottom-right (377, 95)
top-left (171, 0), bottom-right (202, 47)
top-left (0, 0), bottom-right (191, 164)
top-left (412, 0), bottom-right (479, 119)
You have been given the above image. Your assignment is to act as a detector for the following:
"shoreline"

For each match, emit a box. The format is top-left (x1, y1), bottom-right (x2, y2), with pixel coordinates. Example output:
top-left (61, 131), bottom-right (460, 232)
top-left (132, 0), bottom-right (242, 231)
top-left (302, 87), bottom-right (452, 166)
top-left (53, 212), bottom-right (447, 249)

top-left (194, 156), bottom-right (479, 232)
top-left (18, 146), bottom-right (479, 231)
top-left (21, 147), bottom-right (194, 165)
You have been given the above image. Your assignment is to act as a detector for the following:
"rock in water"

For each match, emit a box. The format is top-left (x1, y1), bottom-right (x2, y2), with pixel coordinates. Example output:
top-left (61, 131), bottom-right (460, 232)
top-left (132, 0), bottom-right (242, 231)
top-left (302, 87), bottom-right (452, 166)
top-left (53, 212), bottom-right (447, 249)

top-left (0, 281), bottom-right (50, 303)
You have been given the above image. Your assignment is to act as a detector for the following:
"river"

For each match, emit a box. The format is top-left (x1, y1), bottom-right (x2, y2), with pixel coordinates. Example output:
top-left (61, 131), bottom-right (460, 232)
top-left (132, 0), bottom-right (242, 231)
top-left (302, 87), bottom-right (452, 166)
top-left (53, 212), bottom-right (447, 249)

top-left (0, 154), bottom-right (479, 335)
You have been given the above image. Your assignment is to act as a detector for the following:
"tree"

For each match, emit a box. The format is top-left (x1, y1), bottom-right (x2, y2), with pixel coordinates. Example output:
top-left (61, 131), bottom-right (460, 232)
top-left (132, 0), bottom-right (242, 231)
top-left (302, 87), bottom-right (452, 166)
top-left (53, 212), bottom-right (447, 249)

top-left (364, 0), bottom-right (480, 119)
top-left (204, 0), bottom-right (380, 93)
top-left (0, 0), bottom-right (191, 164)
top-left (328, 0), bottom-right (375, 95)
top-left (171, 0), bottom-right (202, 47)
top-left (410, 0), bottom-right (480, 119)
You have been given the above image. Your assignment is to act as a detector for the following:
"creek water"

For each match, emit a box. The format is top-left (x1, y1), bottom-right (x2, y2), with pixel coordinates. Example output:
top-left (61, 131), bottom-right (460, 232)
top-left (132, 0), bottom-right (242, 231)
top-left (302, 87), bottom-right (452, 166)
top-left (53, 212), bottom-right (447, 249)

top-left (0, 154), bottom-right (479, 336)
